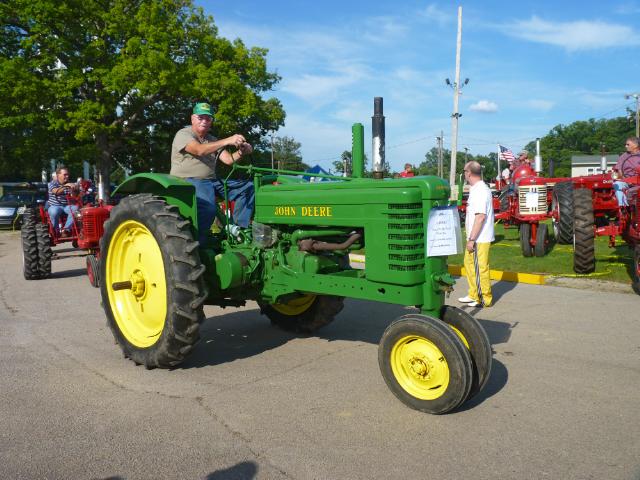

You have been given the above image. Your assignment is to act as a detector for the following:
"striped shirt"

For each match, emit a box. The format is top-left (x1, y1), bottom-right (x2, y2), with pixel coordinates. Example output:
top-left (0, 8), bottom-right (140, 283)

top-left (47, 180), bottom-right (71, 206)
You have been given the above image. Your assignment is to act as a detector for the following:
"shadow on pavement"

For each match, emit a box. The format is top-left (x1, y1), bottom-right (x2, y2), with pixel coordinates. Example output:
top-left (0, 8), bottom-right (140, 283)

top-left (205, 461), bottom-right (258, 480)
top-left (182, 299), bottom-right (512, 404)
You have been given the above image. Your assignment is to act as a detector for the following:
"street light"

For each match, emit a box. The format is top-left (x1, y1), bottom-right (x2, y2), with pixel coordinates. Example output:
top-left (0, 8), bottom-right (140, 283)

top-left (625, 93), bottom-right (640, 137)
top-left (445, 76), bottom-right (470, 188)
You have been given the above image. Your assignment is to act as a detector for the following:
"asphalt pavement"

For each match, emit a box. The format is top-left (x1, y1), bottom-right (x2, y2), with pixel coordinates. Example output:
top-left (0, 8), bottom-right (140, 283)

top-left (0, 230), bottom-right (638, 480)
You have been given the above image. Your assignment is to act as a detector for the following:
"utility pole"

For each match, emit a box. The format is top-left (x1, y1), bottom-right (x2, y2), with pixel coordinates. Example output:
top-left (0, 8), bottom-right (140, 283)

top-left (625, 92), bottom-right (640, 137)
top-left (436, 131), bottom-right (443, 178)
top-left (446, 6), bottom-right (468, 195)
top-left (270, 134), bottom-right (275, 169)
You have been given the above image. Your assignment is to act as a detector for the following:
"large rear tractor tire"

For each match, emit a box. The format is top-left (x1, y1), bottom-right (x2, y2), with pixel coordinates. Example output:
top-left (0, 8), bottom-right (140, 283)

top-left (100, 194), bottom-right (208, 368)
top-left (534, 223), bottom-right (549, 257)
top-left (573, 188), bottom-right (595, 274)
top-left (21, 208), bottom-right (40, 280)
top-left (378, 314), bottom-right (473, 414)
top-left (439, 306), bottom-right (492, 400)
top-left (35, 223), bottom-right (52, 278)
top-left (259, 294), bottom-right (344, 334)
top-left (519, 223), bottom-right (533, 257)
top-left (632, 245), bottom-right (640, 296)
top-left (551, 182), bottom-right (574, 244)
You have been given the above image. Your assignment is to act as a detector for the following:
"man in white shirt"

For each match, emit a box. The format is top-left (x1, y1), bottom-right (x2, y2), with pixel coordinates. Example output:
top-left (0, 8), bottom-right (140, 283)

top-left (459, 161), bottom-right (495, 307)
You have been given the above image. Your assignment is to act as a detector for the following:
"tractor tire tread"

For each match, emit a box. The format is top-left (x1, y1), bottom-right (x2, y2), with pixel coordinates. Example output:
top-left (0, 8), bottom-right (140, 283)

top-left (35, 223), bottom-right (52, 278)
top-left (100, 194), bottom-right (206, 369)
top-left (573, 188), bottom-right (595, 274)
top-left (261, 295), bottom-right (345, 334)
top-left (552, 182), bottom-right (574, 244)
top-left (21, 208), bottom-right (40, 280)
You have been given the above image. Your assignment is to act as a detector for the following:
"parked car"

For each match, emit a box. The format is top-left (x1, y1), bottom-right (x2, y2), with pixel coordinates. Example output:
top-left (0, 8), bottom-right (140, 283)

top-left (0, 189), bottom-right (47, 229)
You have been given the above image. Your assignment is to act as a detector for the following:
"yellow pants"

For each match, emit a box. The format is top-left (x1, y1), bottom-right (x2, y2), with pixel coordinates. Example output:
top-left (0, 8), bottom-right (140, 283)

top-left (463, 242), bottom-right (492, 307)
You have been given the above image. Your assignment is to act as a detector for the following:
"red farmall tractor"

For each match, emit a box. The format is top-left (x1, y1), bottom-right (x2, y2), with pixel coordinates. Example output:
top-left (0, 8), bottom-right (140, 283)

top-left (551, 169), bottom-right (640, 292)
top-left (21, 181), bottom-right (112, 287)
top-left (496, 163), bottom-right (555, 257)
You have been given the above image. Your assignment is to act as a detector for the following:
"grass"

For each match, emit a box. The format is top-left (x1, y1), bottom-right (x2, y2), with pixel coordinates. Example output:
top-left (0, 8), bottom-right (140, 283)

top-left (448, 221), bottom-right (635, 285)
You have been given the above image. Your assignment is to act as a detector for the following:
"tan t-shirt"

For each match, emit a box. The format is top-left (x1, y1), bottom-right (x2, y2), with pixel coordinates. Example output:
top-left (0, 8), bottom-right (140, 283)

top-left (170, 126), bottom-right (221, 179)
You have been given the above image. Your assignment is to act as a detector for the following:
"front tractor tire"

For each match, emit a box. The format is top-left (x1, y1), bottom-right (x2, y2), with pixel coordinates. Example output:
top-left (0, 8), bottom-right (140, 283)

top-left (100, 194), bottom-right (207, 368)
top-left (534, 223), bottom-right (549, 258)
top-left (378, 314), bottom-right (473, 414)
top-left (259, 294), bottom-right (344, 334)
top-left (552, 182), bottom-right (574, 244)
top-left (573, 188), bottom-right (595, 274)
top-left (519, 223), bottom-right (533, 257)
top-left (439, 306), bottom-right (492, 400)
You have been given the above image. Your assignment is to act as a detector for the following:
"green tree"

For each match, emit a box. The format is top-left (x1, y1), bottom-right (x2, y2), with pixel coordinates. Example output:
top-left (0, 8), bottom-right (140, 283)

top-left (524, 116), bottom-right (634, 177)
top-left (332, 151), bottom-right (351, 176)
top-left (0, 0), bottom-right (285, 191)
top-left (273, 136), bottom-right (308, 171)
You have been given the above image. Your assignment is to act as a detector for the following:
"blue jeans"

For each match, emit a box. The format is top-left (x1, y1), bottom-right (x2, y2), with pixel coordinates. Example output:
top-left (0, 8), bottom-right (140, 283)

top-left (48, 204), bottom-right (78, 232)
top-left (185, 177), bottom-right (255, 244)
top-left (614, 181), bottom-right (629, 206)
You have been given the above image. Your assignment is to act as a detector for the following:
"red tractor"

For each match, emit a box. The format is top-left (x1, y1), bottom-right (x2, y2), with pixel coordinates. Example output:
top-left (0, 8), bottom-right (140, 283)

top-left (496, 163), bottom-right (557, 257)
top-left (551, 169), bottom-right (640, 292)
top-left (21, 182), bottom-right (112, 287)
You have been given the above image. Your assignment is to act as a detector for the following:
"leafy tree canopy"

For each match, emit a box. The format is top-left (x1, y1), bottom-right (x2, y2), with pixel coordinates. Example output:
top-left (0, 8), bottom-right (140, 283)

top-left (524, 115), bottom-right (635, 178)
top-left (0, 0), bottom-right (285, 185)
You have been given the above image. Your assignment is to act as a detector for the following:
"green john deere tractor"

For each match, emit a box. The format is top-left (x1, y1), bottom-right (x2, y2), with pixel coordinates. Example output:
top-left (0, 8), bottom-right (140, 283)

top-left (99, 124), bottom-right (491, 414)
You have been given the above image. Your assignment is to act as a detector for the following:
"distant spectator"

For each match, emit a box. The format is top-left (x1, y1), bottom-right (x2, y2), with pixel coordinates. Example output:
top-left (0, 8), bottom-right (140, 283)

top-left (613, 136), bottom-right (640, 206)
top-left (399, 163), bottom-right (415, 178)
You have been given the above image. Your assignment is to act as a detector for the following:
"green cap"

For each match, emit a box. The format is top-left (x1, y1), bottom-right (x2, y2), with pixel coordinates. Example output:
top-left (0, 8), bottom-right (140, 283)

top-left (193, 102), bottom-right (214, 116)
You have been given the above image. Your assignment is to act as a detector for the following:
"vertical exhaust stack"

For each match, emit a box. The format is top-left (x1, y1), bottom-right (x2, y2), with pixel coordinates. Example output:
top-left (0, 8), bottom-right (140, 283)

top-left (534, 138), bottom-right (542, 173)
top-left (372, 97), bottom-right (385, 179)
top-left (351, 123), bottom-right (365, 178)
top-left (600, 144), bottom-right (608, 173)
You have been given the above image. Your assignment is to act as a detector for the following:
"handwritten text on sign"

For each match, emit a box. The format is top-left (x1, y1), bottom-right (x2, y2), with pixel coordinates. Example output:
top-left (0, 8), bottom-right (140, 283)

top-left (426, 206), bottom-right (463, 257)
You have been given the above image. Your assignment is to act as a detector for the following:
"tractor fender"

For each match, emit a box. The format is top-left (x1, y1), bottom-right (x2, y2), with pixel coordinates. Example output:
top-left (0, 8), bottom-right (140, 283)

top-left (112, 173), bottom-right (198, 229)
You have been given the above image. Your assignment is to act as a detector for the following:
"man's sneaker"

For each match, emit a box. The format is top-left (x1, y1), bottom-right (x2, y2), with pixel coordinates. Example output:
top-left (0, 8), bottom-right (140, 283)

top-left (458, 296), bottom-right (474, 303)
top-left (466, 301), bottom-right (480, 307)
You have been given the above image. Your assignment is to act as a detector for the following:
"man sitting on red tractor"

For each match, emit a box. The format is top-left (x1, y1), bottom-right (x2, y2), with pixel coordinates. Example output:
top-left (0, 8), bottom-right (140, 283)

top-left (613, 136), bottom-right (640, 207)
top-left (47, 166), bottom-right (79, 237)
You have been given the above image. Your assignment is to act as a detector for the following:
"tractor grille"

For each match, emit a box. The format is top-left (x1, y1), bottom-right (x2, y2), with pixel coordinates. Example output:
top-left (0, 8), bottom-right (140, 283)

top-left (386, 203), bottom-right (425, 273)
top-left (518, 185), bottom-right (547, 215)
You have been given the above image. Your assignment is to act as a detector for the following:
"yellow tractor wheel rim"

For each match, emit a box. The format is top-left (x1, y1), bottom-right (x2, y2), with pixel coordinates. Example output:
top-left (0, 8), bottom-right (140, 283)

top-left (106, 220), bottom-right (167, 348)
top-left (449, 325), bottom-right (470, 349)
top-left (271, 294), bottom-right (316, 316)
top-left (390, 335), bottom-right (450, 400)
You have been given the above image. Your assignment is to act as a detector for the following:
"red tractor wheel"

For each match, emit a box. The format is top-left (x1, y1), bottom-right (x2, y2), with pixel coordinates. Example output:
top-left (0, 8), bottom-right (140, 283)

top-left (534, 223), bottom-right (549, 257)
top-left (519, 223), bottom-right (533, 257)
top-left (86, 254), bottom-right (100, 288)
top-left (632, 245), bottom-right (640, 295)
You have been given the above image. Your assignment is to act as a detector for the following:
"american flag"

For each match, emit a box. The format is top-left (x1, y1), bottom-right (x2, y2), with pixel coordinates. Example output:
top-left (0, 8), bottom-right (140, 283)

top-left (499, 145), bottom-right (515, 163)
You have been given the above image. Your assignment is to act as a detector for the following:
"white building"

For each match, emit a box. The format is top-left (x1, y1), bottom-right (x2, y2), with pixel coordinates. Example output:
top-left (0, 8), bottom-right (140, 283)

top-left (570, 155), bottom-right (618, 177)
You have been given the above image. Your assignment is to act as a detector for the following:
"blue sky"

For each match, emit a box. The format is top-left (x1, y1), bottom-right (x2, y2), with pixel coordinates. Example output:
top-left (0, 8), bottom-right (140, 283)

top-left (202, 1), bottom-right (640, 173)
